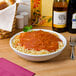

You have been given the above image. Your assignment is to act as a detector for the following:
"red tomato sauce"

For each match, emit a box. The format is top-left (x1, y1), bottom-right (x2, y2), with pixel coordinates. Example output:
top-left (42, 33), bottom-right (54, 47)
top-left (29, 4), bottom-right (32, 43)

top-left (19, 30), bottom-right (62, 51)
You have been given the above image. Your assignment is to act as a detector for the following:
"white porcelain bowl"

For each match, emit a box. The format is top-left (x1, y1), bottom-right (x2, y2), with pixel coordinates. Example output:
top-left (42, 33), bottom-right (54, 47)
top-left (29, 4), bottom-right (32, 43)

top-left (10, 29), bottom-right (67, 61)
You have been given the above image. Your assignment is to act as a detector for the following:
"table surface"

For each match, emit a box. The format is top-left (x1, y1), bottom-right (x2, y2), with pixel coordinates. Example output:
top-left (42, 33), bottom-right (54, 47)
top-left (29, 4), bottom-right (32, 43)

top-left (0, 26), bottom-right (76, 76)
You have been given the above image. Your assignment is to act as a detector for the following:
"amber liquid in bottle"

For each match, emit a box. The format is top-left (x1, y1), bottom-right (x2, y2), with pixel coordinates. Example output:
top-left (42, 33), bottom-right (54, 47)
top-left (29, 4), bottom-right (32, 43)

top-left (52, 0), bottom-right (67, 33)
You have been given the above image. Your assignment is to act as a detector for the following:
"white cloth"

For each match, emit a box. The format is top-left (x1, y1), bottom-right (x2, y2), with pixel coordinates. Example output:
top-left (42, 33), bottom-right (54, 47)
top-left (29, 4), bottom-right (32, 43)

top-left (0, 3), bottom-right (16, 32)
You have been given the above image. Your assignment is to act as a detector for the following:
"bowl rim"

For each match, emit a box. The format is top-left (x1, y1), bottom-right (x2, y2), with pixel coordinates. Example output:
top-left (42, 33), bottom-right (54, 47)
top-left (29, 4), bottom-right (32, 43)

top-left (10, 29), bottom-right (67, 57)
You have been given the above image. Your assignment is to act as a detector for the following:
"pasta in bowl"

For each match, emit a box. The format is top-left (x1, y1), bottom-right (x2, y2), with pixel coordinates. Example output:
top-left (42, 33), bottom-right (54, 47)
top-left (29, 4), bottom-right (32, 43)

top-left (10, 29), bottom-right (67, 61)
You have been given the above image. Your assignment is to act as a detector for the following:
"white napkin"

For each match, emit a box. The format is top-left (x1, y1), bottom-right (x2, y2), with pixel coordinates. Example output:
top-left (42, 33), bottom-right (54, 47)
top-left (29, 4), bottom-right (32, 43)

top-left (0, 3), bottom-right (16, 32)
top-left (17, 0), bottom-right (31, 18)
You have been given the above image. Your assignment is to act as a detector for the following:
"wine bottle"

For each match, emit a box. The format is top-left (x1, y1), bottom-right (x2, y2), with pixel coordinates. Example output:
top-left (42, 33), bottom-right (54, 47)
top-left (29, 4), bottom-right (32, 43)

top-left (67, 0), bottom-right (76, 33)
top-left (52, 0), bottom-right (67, 33)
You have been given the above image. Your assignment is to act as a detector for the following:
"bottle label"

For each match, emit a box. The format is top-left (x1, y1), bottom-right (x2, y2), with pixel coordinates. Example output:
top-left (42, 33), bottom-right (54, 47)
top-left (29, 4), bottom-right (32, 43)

top-left (72, 13), bottom-right (76, 29)
top-left (53, 11), bottom-right (67, 28)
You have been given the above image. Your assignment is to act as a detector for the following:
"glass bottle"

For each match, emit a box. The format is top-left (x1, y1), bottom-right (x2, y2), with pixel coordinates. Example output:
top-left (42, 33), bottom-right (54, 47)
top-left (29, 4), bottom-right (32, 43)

top-left (52, 0), bottom-right (67, 33)
top-left (67, 0), bottom-right (76, 33)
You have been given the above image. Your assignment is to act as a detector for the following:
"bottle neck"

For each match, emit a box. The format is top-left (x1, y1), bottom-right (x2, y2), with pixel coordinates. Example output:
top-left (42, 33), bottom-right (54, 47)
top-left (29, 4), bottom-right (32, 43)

top-left (54, 0), bottom-right (67, 2)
